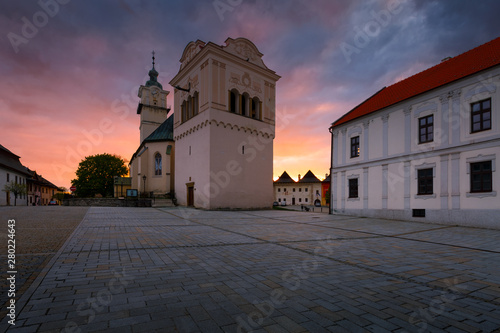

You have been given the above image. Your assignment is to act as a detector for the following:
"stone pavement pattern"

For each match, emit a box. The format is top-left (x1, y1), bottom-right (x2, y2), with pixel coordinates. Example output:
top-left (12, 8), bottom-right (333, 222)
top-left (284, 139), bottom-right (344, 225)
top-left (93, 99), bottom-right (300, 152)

top-left (0, 207), bottom-right (89, 320)
top-left (1, 207), bottom-right (500, 332)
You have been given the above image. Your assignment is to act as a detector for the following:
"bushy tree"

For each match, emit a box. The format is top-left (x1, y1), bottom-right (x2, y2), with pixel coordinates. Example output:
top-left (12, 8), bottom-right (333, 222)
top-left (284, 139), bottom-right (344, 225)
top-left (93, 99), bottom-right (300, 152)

top-left (3, 181), bottom-right (27, 206)
top-left (71, 154), bottom-right (128, 198)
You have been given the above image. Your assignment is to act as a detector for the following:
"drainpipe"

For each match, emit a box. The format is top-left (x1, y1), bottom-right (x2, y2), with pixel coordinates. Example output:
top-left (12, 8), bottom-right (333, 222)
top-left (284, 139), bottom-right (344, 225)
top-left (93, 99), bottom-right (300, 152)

top-left (329, 125), bottom-right (334, 215)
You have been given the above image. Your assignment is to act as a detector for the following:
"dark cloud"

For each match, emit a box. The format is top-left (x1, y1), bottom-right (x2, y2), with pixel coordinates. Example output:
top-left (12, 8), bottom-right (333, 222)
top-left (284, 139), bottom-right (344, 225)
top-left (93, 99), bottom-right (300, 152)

top-left (0, 0), bottom-right (499, 186)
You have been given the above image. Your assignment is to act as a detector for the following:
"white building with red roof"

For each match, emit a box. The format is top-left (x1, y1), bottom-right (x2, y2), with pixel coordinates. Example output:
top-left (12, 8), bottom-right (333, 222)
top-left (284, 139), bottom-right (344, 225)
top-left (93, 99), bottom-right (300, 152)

top-left (329, 37), bottom-right (500, 227)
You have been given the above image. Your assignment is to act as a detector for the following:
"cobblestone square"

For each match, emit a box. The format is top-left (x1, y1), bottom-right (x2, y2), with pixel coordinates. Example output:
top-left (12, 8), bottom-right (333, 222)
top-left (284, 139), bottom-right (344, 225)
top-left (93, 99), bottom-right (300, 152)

top-left (1, 207), bottom-right (499, 332)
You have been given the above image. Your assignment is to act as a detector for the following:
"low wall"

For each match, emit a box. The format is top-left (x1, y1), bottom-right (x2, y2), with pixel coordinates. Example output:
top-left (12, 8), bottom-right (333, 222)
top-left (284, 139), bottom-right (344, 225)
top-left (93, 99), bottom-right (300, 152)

top-left (63, 198), bottom-right (152, 207)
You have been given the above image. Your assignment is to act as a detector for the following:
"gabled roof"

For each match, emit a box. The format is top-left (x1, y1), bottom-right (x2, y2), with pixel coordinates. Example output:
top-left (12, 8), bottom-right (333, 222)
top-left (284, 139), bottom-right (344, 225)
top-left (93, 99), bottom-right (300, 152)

top-left (0, 144), bottom-right (31, 176)
top-left (298, 170), bottom-right (321, 183)
top-left (274, 171), bottom-right (295, 183)
top-left (332, 36), bottom-right (500, 128)
top-left (27, 169), bottom-right (59, 189)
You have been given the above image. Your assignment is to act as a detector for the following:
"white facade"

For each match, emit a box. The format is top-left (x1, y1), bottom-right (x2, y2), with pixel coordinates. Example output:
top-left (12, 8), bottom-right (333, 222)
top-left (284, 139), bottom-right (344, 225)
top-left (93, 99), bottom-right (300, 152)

top-left (330, 66), bottom-right (500, 228)
top-left (274, 183), bottom-right (322, 206)
top-left (0, 169), bottom-right (28, 206)
top-left (0, 146), bottom-right (29, 206)
top-left (274, 171), bottom-right (323, 206)
top-left (170, 38), bottom-right (280, 209)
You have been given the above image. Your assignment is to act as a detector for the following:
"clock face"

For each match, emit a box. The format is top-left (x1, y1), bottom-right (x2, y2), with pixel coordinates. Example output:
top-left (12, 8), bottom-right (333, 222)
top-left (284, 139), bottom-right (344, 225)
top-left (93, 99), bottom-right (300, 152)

top-left (151, 88), bottom-right (159, 96)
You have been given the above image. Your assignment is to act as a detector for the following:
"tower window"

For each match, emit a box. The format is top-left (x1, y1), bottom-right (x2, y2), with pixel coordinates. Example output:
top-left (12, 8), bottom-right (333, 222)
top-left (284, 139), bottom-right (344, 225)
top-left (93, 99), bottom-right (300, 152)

top-left (251, 97), bottom-right (260, 120)
top-left (181, 101), bottom-right (187, 123)
top-left (154, 153), bottom-right (162, 175)
top-left (241, 93), bottom-right (249, 116)
top-left (229, 90), bottom-right (238, 113)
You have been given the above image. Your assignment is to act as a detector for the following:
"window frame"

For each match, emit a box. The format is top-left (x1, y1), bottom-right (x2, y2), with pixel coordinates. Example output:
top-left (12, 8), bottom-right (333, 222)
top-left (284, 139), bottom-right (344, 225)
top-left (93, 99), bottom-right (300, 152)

top-left (348, 178), bottom-right (358, 198)
top-left (154, 153), bottom-right (162, 176)
top-left (471, 98), bottom-right (492, 133)
top-left (417, 168), bottom-right (434, 195)
top-left (350, 136), bottom-right (360, 158)
top-left (470, 160), bottom-right (492, 193)
top-left (418, 115), bottom-right (434, 144)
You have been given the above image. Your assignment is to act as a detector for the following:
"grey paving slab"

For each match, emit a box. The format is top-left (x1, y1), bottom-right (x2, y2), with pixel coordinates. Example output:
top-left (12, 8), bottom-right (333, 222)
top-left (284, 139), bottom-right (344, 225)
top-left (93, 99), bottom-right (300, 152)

top-left (1, 207), bottom-right (499, 333)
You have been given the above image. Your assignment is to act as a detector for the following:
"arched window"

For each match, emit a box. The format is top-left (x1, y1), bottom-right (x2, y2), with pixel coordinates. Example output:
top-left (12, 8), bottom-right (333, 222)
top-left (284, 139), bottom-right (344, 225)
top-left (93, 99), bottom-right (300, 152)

top-left (251, 97), bottom-right (261, 120)
top-left (154, 153), bottom-right (162, 175)
top-left (181, 101), bottom-right (187, 123)
top-left (229, 89), bottom-right (238, 113)
top-left (193, 91), bottom-right (199, 116)
top-left (241, 93), bottom-right (249, 117)
top-left (187, 96), bottom-right (193, 119)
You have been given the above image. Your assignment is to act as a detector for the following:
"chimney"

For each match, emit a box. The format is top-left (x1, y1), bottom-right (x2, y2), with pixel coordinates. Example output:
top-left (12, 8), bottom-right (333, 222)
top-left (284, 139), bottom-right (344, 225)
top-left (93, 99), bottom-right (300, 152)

top-left (298, 174), bottom-right (301, 181)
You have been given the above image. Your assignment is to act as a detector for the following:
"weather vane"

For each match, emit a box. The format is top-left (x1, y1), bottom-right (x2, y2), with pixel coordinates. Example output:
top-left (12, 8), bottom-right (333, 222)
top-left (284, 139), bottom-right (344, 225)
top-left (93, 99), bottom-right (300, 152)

top-left (152, 50), bottom-right (155, 68)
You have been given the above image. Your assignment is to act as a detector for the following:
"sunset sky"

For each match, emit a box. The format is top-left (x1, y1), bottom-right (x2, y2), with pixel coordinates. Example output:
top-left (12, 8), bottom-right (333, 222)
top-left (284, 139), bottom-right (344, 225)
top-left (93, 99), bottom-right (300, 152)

top-left (1, 0), bottom-right (500, 190)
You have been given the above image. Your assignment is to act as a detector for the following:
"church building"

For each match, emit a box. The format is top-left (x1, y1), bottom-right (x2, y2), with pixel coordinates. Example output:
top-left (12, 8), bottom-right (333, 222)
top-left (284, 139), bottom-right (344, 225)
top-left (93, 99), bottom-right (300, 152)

top-left (130, 38), bottom-right (280, 209)
top-left (129, 53), bottom-right (174, 197)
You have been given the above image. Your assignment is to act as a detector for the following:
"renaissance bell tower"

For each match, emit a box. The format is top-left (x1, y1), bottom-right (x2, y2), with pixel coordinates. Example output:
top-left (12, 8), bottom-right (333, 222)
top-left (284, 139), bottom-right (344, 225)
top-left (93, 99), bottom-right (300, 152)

top-left (169, 38), bottom-right (280, 209)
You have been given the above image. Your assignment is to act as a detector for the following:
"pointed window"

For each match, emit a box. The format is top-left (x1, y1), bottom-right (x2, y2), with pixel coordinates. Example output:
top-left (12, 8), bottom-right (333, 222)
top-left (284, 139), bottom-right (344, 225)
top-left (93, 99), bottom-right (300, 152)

top-left (154, 153), bottom-right (162, 175)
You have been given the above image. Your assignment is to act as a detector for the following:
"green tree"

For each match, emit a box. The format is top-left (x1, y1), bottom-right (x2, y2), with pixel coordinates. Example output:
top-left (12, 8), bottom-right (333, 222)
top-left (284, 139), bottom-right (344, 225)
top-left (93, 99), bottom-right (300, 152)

top-left (71, 154), bottom-right (128, 198)
top-left (3, 181), bottom-right (27, 206)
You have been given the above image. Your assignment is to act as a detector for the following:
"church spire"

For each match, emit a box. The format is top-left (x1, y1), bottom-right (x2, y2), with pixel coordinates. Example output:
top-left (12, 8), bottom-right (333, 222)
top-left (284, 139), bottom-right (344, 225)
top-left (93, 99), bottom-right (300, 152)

top-left (146, 50), bottom-right (163, 89)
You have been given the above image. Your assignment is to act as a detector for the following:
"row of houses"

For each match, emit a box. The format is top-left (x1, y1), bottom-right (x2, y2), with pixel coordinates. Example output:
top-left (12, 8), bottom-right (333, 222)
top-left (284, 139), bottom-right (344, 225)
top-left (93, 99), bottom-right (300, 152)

top-left (0, 144), bottom-right (61, 206)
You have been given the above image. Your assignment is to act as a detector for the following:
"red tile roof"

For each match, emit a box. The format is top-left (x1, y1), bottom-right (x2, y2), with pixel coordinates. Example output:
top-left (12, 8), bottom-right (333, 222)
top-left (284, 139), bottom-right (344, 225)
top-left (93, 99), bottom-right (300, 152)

top-left (332, 36), bottom-right (500, 128)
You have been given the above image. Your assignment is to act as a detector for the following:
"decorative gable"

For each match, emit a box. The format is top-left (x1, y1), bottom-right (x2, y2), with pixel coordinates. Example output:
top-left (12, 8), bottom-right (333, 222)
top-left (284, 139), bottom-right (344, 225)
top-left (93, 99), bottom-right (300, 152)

top-left (179, 40), bottom-right (206, 70)
top-left (223, 37), bottom-right (267, 69)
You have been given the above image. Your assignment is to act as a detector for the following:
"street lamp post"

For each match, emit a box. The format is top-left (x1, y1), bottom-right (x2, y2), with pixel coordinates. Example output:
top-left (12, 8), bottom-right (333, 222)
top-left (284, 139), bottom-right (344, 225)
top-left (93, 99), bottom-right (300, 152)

top-left (142, 175), bottom-right (147, 197)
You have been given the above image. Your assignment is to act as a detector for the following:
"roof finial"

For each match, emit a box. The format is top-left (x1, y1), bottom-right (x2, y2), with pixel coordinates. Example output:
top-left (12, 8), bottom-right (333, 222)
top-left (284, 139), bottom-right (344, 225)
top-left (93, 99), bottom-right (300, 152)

top-left (152, 50), bottom-right (156, 69)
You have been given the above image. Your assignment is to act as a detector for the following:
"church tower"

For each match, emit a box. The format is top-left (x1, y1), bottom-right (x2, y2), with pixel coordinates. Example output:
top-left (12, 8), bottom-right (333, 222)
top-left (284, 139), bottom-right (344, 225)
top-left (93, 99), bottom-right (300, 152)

top-left (170, 38), bottom-right (280, 209)
top-left (129, 53), bottom-right (175, 196)
top-left (137, 52), bottom-right (170, 143)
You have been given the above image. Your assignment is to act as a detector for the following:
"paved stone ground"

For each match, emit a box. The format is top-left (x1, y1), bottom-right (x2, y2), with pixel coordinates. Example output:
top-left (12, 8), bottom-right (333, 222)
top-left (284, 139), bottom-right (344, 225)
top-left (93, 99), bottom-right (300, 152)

top-left (0, 207), bottom-right (89, 320)
top-left (1, 207), bottom-right (500, 332)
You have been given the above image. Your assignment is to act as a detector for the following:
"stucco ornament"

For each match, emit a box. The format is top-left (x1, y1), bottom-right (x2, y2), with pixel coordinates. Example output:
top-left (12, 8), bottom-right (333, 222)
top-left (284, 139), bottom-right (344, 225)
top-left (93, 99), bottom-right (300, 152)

top-left (234, 42), bottom-right (257, 61)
